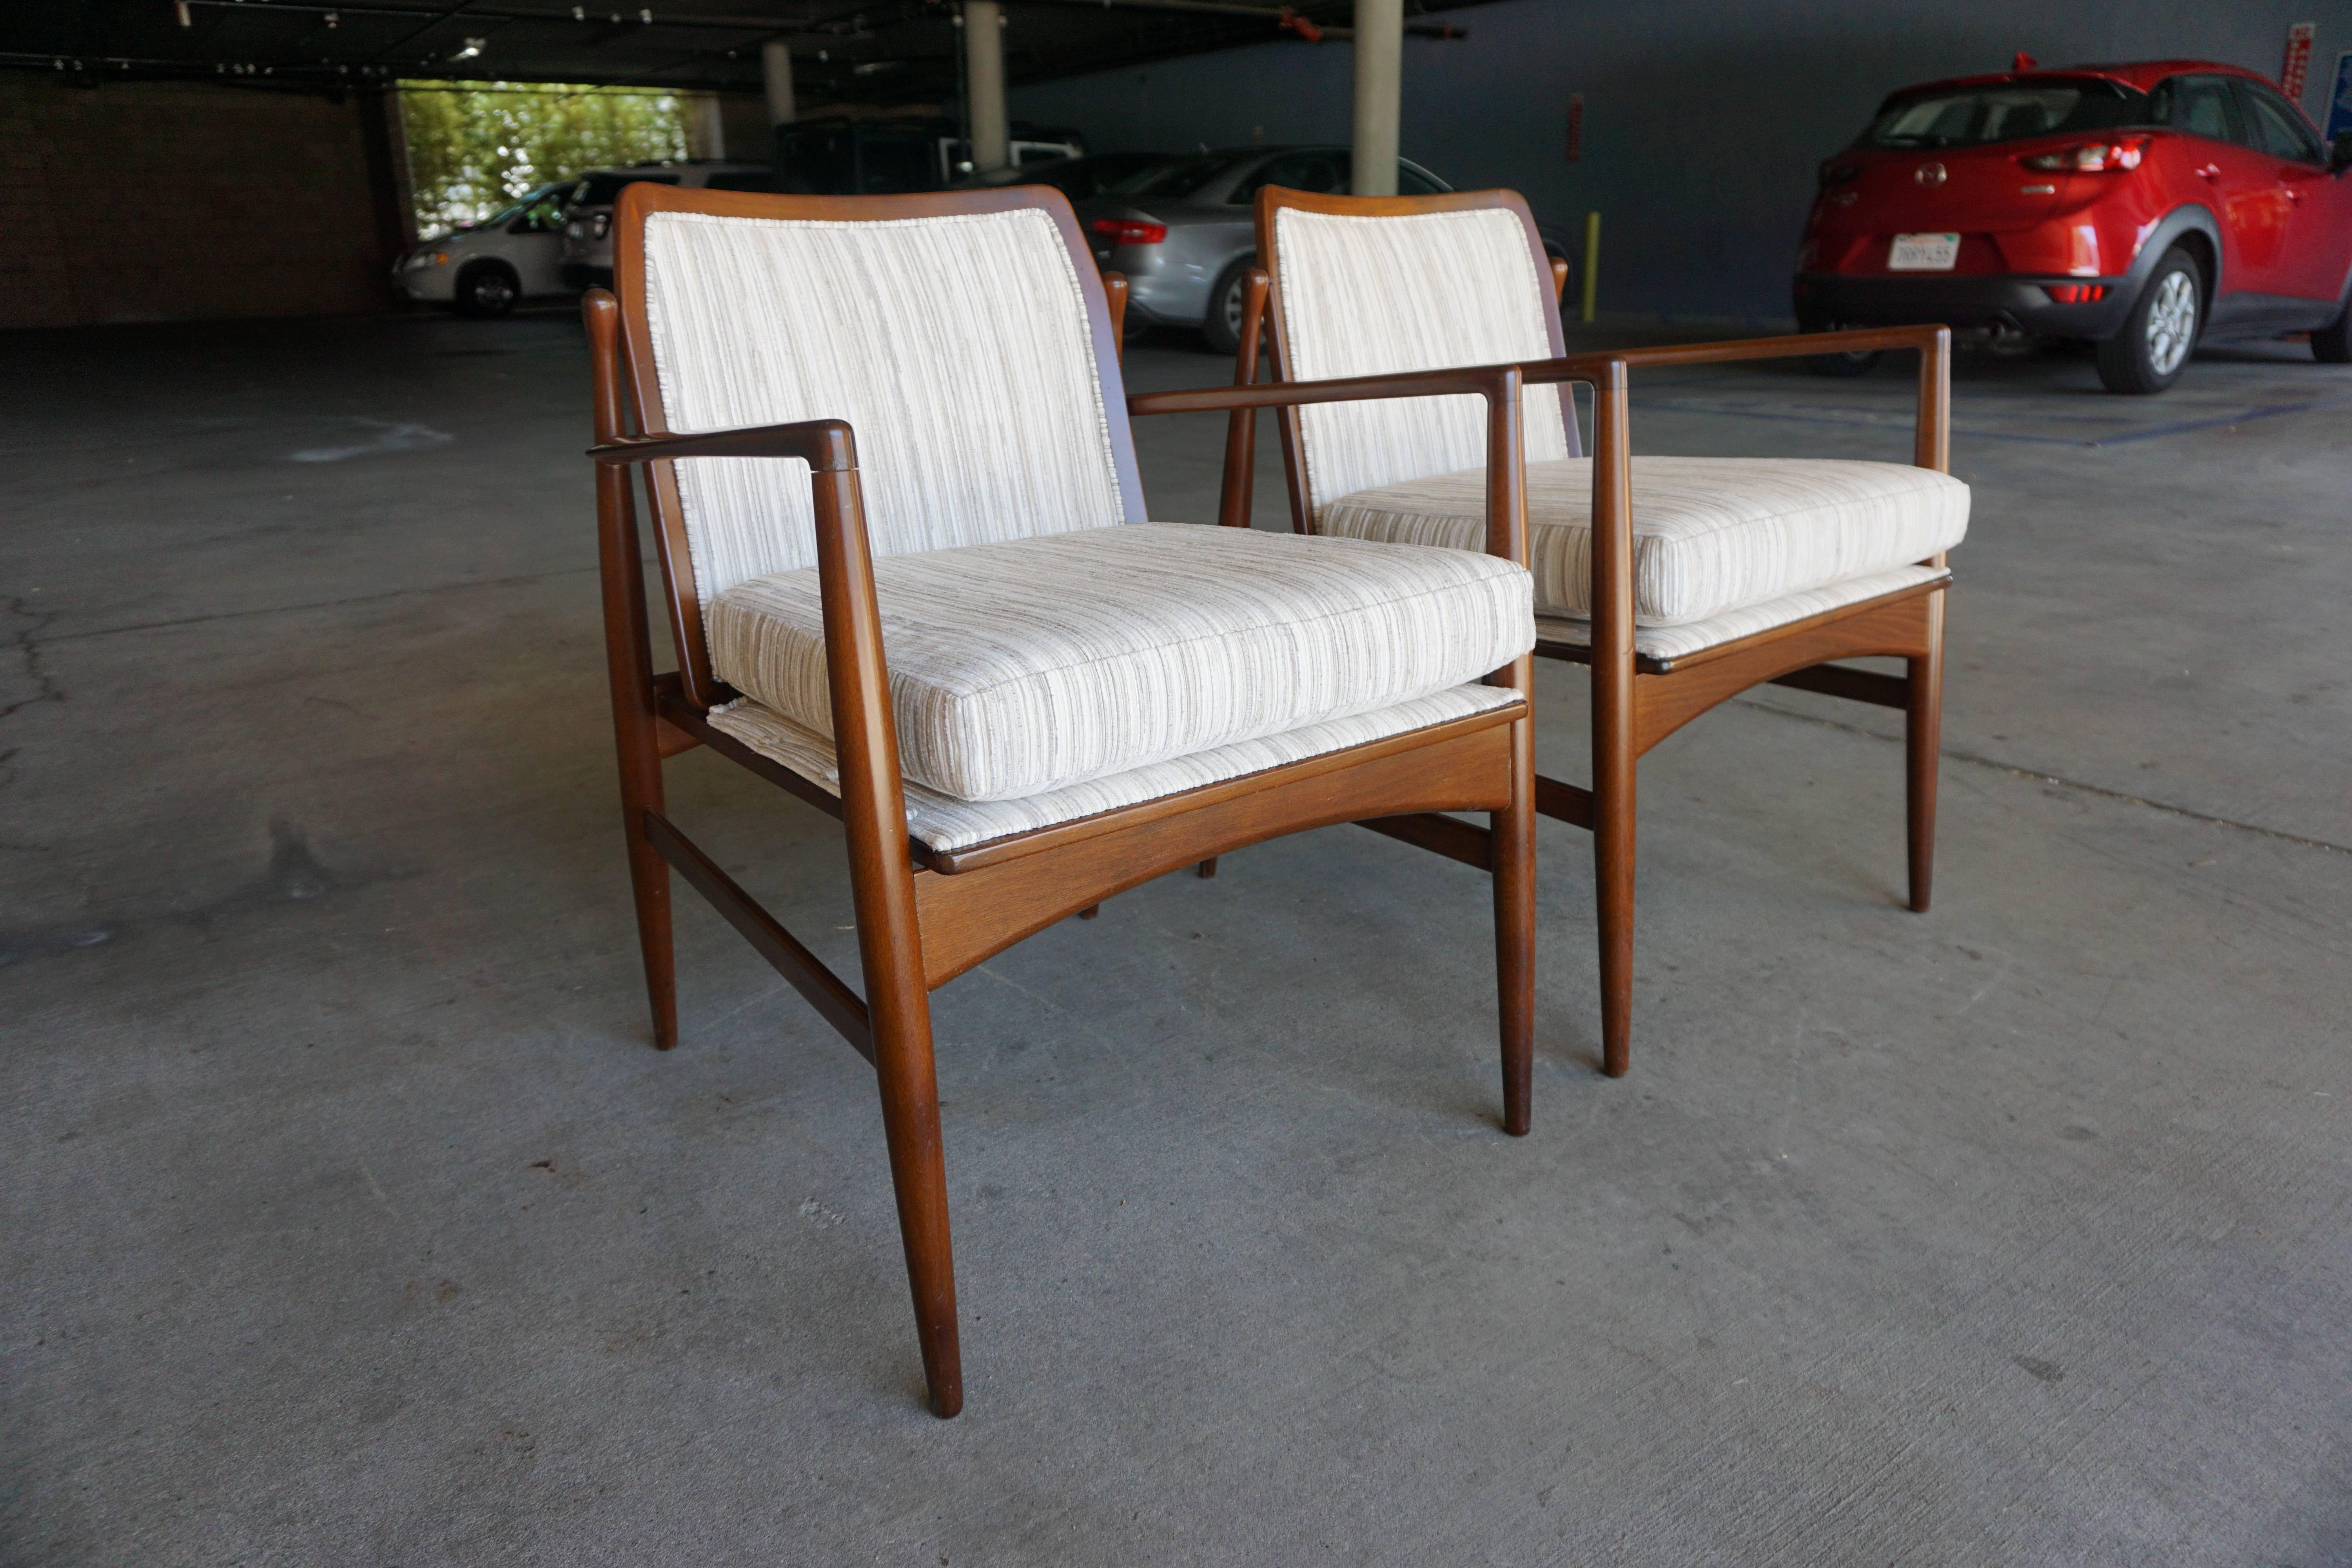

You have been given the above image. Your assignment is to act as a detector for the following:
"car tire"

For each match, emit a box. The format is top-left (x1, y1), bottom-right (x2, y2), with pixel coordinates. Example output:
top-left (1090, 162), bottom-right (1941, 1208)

top-left (1120, 295), bottom-right (1152, 345)
top-left (2312, 297), bottom-right (2352, 364)
top-left (1797, 314), bottom-right (1880, 377)
top-left (1201, 258), bottom-right (1256, 358)
top-left (2096, 248), bottom-right (2202, 394)
top-left (453, 262), bottom-right (520, 318)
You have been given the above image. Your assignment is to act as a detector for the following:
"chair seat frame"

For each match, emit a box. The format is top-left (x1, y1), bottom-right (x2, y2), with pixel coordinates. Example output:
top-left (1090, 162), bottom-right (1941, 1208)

top-left (583, 183), bottom-right (1544, 1418)
top-left (1241, 185), bottom-right (1953, 1078)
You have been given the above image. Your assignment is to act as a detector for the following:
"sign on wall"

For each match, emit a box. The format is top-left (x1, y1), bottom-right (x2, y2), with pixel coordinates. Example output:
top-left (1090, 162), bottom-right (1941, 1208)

top-left (2329, 50), bottom-right (2352, 140)
top-left (2281, 21), bottom-right (2317, 104)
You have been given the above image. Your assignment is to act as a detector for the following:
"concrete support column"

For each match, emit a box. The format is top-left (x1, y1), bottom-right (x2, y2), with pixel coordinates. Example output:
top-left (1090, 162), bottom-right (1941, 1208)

top-left (1350, 0), bottom-right (1401, 197)
top-left (762, 40), bottom-right (796, 127)
top-left (687, 93), bottom-right (725, 160)
top-left (964, 0), bottom-right (1009, 175)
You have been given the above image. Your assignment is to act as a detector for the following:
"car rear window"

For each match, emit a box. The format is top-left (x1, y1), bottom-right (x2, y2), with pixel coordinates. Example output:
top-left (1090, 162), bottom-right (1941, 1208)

top-left (571, 172), bottom-right (682, 207)
top-left (1859, 79), bottom-right (2145, 149)
top-left (1102, 154), bottom-right (1248, 201)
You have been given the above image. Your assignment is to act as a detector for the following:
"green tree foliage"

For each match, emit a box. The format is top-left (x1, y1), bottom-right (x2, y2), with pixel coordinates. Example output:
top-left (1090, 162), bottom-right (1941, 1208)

top-left (399, 82), bottom-right (690, 232)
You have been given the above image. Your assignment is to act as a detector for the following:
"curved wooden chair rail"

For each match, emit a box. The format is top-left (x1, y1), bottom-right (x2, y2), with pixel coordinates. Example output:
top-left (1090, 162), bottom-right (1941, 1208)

top-left (1237, 182), bottom-right (1954, 1080)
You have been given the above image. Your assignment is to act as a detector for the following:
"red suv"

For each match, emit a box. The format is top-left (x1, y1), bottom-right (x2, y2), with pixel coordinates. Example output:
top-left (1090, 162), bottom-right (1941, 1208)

top-left (1794, 60), bottom-right (2352, 392)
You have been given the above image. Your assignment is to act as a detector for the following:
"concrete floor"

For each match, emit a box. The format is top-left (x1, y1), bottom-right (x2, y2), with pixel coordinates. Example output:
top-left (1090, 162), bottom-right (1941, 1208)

top-left (4, 309), bottom-right (2349, 1566)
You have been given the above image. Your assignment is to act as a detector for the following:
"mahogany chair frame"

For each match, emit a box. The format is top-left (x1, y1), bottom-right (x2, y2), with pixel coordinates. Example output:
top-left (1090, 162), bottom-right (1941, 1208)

top-left (1239, 186), bottom-right (1953, 1079)
top-left (583, 183), bottom-right (1541, 1418)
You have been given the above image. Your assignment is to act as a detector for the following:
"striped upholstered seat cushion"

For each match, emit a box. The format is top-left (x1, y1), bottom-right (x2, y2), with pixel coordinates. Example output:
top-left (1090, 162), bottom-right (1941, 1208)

top-left (1320, 456), bottom-right (1969, 629)
top-left (708, 522), bottom-right (1534, 803)
top-left (708, 685), bottom-right (1523, 854)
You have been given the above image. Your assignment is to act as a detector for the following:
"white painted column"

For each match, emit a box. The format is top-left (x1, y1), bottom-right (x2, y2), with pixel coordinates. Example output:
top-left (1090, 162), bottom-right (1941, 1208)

top-left (1350, 0), bottom-right (1402, 196)
top-left (688, 93), bottom-right (726, 160)
top-left (762, 40), bottom-right (796, 127)
top-left (964, 0), bottom-right (1009, 175)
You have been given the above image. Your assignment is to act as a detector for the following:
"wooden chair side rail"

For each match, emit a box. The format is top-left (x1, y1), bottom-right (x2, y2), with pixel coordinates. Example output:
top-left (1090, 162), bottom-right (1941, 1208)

top-left (586, 287), bottom-right (1539, 1418)
top-left (1231, 273), bottom-right (1953, 1076)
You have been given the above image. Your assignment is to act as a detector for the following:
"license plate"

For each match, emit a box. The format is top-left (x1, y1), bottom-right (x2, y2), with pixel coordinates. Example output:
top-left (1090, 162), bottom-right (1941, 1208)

top-left (1888, 232), bottom-right (1961, 271)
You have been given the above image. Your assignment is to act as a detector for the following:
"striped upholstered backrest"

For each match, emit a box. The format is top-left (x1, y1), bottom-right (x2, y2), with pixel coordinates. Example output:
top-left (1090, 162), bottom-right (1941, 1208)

top-left (632, 198), bottom-right (1134, 608)
top-left (1267, 199), bottom-right (1577, 519)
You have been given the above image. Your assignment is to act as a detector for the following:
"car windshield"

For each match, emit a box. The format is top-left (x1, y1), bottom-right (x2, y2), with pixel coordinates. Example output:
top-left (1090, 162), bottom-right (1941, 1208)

top-left (1100, 154), bottom-right (1247, 201)
top-left (570, 171), bottom-right (682, 207)
top-left (1028, 153), bottom-right (1176, 199)
top-left (1860, 79), bottom-right (2145, 148)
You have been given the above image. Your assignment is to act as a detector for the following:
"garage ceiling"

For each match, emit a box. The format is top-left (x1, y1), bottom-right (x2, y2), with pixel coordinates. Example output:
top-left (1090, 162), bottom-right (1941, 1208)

top-left (0, 0), bottom-right (1487, 104)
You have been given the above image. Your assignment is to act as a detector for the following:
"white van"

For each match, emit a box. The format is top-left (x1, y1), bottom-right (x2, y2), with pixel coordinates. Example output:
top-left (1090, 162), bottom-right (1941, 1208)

top-left (392, 183), bottom-right (576, 316)
top-left (558, 162), bottom-right (775, 292)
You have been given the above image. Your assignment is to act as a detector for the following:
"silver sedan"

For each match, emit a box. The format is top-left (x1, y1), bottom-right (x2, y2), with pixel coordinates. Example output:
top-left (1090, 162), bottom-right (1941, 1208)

top-left (1076, 147), bottom-right (1570, 354)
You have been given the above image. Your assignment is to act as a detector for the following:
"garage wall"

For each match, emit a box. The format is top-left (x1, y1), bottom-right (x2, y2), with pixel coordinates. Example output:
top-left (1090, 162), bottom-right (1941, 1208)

top-left (1011, 0), bottom-right (2352, 320)
top-left (0, 75), bottom-right (405, 330)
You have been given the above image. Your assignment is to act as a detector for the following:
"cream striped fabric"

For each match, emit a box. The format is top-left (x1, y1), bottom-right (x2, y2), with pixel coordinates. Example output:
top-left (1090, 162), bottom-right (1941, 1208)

top-left (639, 207), bottom-right (1127, 606)
top-left (1322, 456), bottom-right (1969, 625)
top-left (1272, 205), bottom-right (1573, 510)
top-left (708, 521), bottom-right (1535, 802)
top-left (1534, 563), bottom-right (1950, 664)
top-left (710, 684), bottom-right (1523, 853)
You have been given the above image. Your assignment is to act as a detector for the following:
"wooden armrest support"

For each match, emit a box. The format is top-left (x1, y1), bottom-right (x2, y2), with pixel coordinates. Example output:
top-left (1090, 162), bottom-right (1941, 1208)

top-left (589, 417), bottom-right (858, 472)
top-left (1514, 324), bottom-right (1951, 385)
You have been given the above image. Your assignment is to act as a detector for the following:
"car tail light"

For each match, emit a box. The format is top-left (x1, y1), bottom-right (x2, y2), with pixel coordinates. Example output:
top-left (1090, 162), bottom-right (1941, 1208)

top-left (2043, 284), bottom-right (2107, 303)
top-left (2022, 137), bottom-right (2147, 173)
top-left (1817, 160), bottom-right (1860, 189)
top-left (1090, 218), bottom-right (1167, 246)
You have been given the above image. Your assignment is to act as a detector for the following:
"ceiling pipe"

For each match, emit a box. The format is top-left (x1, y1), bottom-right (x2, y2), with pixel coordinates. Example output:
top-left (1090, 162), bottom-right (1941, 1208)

top-left (1016, 0), bottom-right (1464, 39)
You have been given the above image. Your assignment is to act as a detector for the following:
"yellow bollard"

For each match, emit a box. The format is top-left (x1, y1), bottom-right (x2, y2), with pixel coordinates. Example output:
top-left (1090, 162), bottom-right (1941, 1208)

top-left (1580, 210), bottom-right (1601, 325)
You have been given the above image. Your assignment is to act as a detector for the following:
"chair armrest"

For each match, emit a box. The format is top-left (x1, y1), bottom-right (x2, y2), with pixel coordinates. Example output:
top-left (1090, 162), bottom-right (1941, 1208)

top-left (589, 417), bottom-right (857, 472)
top-left (1132, 362), bottom-right (1530, 576)
top-left (1514, 324), bottom-right (1953, 475)
top-left (1127, 361), bottom-right (1521, 419)
top-left (586, 412), bottom-right (916, 860)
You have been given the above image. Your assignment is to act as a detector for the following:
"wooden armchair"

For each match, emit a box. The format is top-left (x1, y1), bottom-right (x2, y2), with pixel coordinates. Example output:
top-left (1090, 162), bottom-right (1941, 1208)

top-left (583, 183), bottom-right (1544, 1417)
top-left (1237, 187), bottom-right (1967, 1078)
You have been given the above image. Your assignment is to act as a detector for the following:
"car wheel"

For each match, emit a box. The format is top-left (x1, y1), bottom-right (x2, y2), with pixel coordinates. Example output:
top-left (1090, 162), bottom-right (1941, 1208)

top-left (2312, 297), bottom-right (2352, 364)
top-left (1798, 314), bottom-right (1880, 378)
top-left (1120, 293), bottom-right (1151, 345)
top-left (1201, 258), bottom-right (1256, 358)
top-left (2096, 249), bottom-right (2201, 394)
top-left (454, 263), bottom-right (520, 318)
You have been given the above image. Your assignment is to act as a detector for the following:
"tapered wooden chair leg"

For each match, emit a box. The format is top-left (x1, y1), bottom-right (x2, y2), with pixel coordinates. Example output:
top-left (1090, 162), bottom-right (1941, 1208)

top-left (1906, 592), bottom-right (1945, 915)
top-left (1592, 699), bottom-right (1637, 1080)
top-left (871, 991), bottom-right (964, 1417)
top-left (624, 804), bottom-right (679, 1051)
top-left (1492, 708), bottom-right (1537, 1136)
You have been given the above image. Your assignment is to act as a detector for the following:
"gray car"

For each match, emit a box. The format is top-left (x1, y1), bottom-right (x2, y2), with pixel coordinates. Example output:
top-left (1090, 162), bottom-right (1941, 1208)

top-left (1076, 147), bottom-right (1572, 354)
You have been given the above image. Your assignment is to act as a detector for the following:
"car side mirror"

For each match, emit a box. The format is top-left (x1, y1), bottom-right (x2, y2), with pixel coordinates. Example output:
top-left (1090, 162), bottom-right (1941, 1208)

top-left (2334, 130), bottom-right (2352, 174)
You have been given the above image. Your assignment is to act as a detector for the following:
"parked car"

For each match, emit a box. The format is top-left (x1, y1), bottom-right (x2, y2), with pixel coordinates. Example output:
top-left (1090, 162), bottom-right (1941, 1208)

top-left (558, 161), bottom-right (777, 292)
top-left (771, 116), bottom-right (1083, 197)
top-left (981, 150), bottom-right (1176, 199)
top-left (1795, 59), bottom-right (2352, 392)
top-left (394, 182), bottom-right (577, 316)
top-left (1075, 146), bottom-right (1573, 353)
